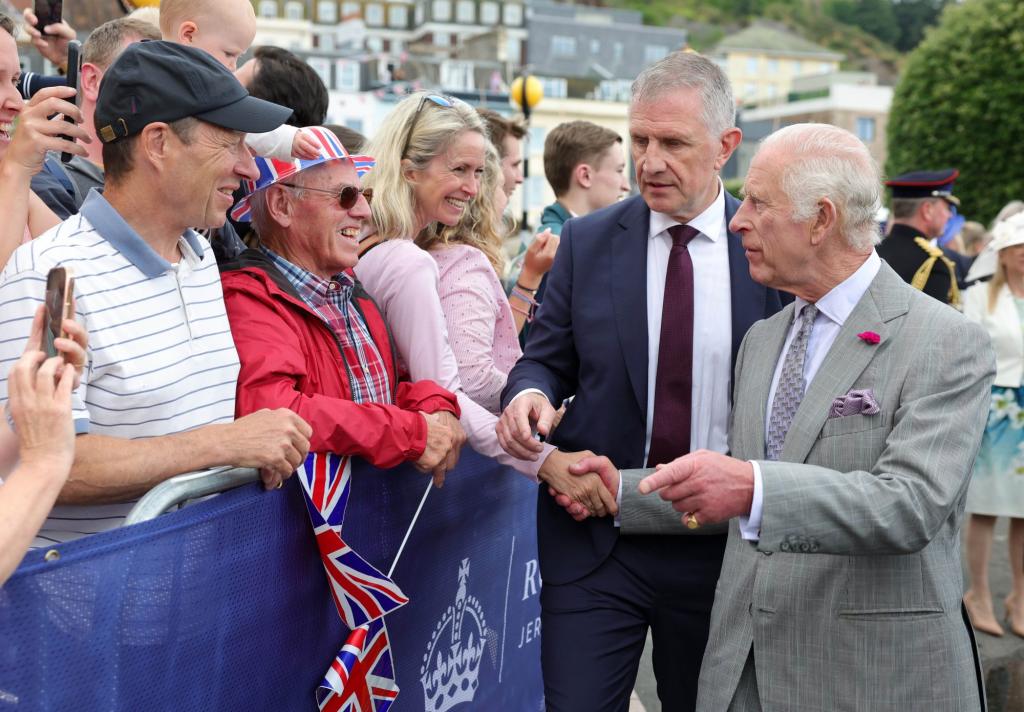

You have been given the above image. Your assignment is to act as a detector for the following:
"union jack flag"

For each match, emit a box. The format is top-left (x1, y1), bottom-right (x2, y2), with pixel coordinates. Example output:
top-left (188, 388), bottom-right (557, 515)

top-left (297, 453), bottom-right (408, 629)
top-left (312, 522), bottom-right (409, 629)
top-left (318, 618), bottom-right (399, 712)
top-left (297, 451), bottom-right (352, 531)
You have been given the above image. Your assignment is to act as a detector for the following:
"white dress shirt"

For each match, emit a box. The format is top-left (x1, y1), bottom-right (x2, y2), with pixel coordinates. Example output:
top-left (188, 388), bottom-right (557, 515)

top-left (644, 183), bottom-right (733, 463)
top-left (739, 250), bottom-right (881, 539)
top-left (511, 183), bottom-right (735, 525)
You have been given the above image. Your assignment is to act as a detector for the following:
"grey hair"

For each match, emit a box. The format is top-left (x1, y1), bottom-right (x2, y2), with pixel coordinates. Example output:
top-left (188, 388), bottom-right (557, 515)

top-left (630, 51), bottom-right (735, 137)
top-left (760, 123), bottom-right (881, 251)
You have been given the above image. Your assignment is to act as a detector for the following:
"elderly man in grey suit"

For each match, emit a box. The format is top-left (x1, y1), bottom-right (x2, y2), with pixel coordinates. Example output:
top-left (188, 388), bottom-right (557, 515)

top-left (573, 122), bottom-right (993, 710)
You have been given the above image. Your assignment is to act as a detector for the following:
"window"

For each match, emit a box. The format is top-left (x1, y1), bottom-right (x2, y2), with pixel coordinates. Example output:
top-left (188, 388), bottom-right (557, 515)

top-left (746, 56), bottom-right (758, 74)
top-left (505, 35), bottom-right (521, 63)
top-left (440, 61), bottom-right (474, 91)
top-left (612, 41), bottom-right (623, 64)
top-left (317, 0), bottom-right (336, 21)
top-left (456, 0), bottom-right (475, 23)
top-left (744, 83), bottom-right (757, 99)
top-left (342, 1), bottom-right (361, 16)
top-left (308, 57), bottom-right (331, 87)
top-left (792, 60), bottom-right (802, 75)
top-left (336, 59), bottom-right (361, 91)
top-left (503, 3), bottom-right (522, 25)
top-left (767, 58), bottom-right (779, 74)
top-left (644, 45), bottom-right (668, 64)
top-left (388, 5), bottom-right (408, 26)
top-left (539, 76), bottom-right (567, 99)
top-left (364, 2), bottom-right (383, 24)
top-left (320, 33), bottom-right (335, 50)
top-left (589, 39), bottom-right (600, 55)
top-left (766, 84), bottom-right (777, 99)
top-left (551, 35), bottom-right (576, 57)
top-left (432, 0), bottom-right (451, 20)
top-left (258, 1), bottom-right (277, 18)
top-left (414, 2), bottom-right (424, 23)
top-left (856, 117), bottom-right (876, 142)
top-left (819, 62), bottom-right (831, 74)
top-left (434, 31), bottom-right (451, 47)
top-left (480, 1), bottom-right (498, 24)
top-left (366, 36), bottom-right (383, 51)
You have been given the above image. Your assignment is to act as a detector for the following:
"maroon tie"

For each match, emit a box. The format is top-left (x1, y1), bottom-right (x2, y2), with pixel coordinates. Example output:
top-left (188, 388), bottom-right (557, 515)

top-left (647, 224), bottom-right (699, 467)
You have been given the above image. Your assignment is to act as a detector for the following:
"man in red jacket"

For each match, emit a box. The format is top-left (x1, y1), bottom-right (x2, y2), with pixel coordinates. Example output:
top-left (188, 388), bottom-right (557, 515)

top-left (223, 127), bottom-right (466, 484)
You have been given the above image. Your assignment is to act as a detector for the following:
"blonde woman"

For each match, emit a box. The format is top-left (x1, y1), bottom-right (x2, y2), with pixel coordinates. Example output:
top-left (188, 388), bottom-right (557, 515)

top-left (416, 144), bottom-right (524, 413)
top-left (963, 211), bottom-right (1024, 637)
top-left (355, 93), bottom-right (614, 516)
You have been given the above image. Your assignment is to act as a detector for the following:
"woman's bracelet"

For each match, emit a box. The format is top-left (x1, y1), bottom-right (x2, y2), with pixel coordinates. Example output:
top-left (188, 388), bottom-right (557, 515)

top-left (515, 280), bottom-right (539, 293)
top-left (510, 288), bottom-right (538, 305)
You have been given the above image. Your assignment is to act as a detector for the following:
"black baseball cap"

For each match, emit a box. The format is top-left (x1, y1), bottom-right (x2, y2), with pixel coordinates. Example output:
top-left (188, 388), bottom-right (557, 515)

top-left (95, 40), bottom-right (293, 144)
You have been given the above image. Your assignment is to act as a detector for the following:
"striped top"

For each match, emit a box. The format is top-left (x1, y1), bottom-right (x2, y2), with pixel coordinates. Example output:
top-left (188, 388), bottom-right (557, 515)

top-left (0, 190), bottom-right (241, 546)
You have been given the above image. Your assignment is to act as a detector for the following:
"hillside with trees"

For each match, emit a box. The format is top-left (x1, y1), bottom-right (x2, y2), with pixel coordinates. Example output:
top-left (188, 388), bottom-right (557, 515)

top-left (603, 0), bottom-right (951, 81)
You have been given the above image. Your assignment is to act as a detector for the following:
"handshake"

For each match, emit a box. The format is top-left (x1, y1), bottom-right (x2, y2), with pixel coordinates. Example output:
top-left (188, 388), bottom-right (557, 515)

top-left (497, 392), bottom-right (755, 525)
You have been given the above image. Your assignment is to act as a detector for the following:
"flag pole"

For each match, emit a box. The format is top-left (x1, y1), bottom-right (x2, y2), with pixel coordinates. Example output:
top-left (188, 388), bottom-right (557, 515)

top-left (387, 481), bottom-right (433, 579)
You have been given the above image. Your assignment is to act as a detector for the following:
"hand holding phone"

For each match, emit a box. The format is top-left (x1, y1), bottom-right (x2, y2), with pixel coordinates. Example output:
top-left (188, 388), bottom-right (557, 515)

top-left (60, 39), bottom-right (81, 164)
top-left (33, 0), bottom-right (63, 35)
top-left (43, 267), bottom-right (75, 360)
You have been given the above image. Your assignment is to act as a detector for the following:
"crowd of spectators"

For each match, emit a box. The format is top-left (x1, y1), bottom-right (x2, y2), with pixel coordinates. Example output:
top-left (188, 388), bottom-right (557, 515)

top-left (0, 0), bottom-right (627, 581)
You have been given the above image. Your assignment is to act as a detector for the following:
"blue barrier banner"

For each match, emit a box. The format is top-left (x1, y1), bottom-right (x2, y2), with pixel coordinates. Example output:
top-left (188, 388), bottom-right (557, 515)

top-left (0, 451), bottom-right (543, 711)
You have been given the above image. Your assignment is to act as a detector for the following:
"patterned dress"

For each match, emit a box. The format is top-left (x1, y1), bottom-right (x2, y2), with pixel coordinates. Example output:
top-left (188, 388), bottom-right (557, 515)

top-left (966, 297), bottom-right (1024, 517)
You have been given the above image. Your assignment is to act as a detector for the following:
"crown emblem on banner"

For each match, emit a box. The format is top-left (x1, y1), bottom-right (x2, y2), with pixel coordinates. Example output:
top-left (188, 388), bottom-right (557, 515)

top-left (420, 558), bottom-right (487, 711)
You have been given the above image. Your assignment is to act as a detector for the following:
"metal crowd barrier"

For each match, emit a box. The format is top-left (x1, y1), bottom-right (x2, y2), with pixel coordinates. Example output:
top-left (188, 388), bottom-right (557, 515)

top-left (123, 465), bottom-right (260, 525)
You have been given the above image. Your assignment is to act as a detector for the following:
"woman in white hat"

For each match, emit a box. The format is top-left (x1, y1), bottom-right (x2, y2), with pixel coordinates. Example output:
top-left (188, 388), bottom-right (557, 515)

top-left (962, 211), bottom-right (1024, 637)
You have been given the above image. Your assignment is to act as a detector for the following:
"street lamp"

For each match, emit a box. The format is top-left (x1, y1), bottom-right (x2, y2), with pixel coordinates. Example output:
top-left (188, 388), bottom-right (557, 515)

top-left (510, 74), bottom-right (543, 231)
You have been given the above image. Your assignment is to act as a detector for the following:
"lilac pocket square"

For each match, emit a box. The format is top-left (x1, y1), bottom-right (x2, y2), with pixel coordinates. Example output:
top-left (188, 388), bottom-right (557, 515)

top-left (828, 388), bottom-right (880, 418)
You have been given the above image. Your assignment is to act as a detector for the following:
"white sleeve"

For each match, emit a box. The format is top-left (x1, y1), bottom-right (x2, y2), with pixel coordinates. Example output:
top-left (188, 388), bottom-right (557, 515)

top-left (245, 125), bottom-right (301, 160)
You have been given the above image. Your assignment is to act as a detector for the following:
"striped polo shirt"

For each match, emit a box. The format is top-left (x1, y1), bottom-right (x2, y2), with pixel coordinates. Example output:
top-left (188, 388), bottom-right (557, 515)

top-left (0, 190), bottom-right (240, 546)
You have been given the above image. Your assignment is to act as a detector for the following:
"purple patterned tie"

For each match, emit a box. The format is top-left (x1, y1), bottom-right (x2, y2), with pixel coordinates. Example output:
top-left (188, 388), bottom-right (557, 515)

top-left (766, 304), bottom-right (818, 460)
top-left (647, 224), bottom-right (699, 467)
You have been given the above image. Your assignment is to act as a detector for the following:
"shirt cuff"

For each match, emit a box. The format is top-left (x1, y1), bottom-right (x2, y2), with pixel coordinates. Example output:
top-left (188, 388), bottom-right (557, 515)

top-left (738, 460), bottom-right (763, 541)
top-left (614, 469), bottom-right (622, 528)
top-left (509, 388), bottom-right (548, 405)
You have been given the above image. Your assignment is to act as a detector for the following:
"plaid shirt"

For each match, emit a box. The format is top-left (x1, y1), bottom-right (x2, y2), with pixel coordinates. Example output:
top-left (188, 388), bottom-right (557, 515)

top-left (261, 247), bottom-right (392, 405)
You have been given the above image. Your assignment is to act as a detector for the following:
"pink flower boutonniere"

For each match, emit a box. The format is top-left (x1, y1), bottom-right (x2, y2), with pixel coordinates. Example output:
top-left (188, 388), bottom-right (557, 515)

top-left (857, 331), bottom-right (881, 345)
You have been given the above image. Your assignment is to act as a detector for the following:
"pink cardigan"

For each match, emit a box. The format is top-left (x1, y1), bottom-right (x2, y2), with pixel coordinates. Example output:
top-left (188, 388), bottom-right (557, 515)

top-left (430, 244), bottom-right (520, 414)
top-left (354, 238), bottom-right (554, 481)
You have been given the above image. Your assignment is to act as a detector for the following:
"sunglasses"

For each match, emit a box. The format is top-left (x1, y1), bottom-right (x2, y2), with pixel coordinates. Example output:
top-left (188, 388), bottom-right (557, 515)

top-left (279, 183), bottom-right (372, 210)
top-left (400, 94), bottom-right (456, 159)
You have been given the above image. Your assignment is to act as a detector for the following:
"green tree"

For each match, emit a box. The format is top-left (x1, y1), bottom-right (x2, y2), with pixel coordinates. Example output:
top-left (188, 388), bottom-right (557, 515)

top-left (892, 0), bottom-right (949, 52)
top-left (825, 0), bottom-right (899, 46)
top-left (887, 0), bottom-right (1024, 225)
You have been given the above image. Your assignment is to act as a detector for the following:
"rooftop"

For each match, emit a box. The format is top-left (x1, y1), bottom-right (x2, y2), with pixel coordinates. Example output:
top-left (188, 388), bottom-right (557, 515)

top-left (715, 23), bottom-right (844, 60)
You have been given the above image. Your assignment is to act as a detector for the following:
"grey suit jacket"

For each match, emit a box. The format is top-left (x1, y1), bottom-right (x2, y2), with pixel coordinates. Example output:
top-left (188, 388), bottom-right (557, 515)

top-left (695, 264), bottom-right (993, 711)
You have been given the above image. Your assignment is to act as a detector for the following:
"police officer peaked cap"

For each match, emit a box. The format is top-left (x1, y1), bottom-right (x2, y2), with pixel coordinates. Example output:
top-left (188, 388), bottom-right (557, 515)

top-left (885, 168), bottom-right (961, 207)
top-left (95, 40), bottom-right (293, 144)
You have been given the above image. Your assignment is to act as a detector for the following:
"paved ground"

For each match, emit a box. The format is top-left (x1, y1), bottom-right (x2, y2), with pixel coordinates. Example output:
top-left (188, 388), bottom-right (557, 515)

top-left (631, 518), bottom-right (1024, 711)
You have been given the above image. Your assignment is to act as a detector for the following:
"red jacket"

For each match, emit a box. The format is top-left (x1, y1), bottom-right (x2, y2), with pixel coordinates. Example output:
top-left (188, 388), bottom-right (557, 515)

top-left (220, 250), bottom-right (460, 468)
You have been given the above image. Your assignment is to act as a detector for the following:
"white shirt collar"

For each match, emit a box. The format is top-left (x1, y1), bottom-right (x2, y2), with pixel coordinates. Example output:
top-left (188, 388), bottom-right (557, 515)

top-left (648, 179), bottom-right (726, 243)
top-left (795, 251), bottom-right (881, 326)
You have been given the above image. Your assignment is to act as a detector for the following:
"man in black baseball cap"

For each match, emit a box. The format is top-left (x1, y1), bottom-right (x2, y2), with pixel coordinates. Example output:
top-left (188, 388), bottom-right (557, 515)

top-left (95, 40), bottom-right (291, 144)
top-left (877, 168), bottom-right (964, 307)
top-left (0, 38), bottom-right (312, 538)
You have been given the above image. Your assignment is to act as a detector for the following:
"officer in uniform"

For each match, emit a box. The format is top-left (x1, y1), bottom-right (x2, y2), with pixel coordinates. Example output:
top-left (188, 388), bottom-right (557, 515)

top-left (878, 168), bottom-right (963, 307)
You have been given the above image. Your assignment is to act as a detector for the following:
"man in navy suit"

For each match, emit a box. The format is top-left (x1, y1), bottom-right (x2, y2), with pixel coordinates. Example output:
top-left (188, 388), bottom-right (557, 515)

top-left (497, 52), bottom-right (785, 711)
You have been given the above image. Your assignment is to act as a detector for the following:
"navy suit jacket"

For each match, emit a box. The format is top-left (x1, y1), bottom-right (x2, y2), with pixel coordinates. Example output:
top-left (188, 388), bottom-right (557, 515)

top-left (501, 192), bottom-right (785, 585)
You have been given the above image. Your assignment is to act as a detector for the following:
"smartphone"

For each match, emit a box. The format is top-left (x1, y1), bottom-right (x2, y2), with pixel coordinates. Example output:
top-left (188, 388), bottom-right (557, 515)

top-left (60, 39), bottom-right (81, 164)
top-left (43, 267), bottom-right (75, 359)
top-left (33, 0), bottom-right (63, 35)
